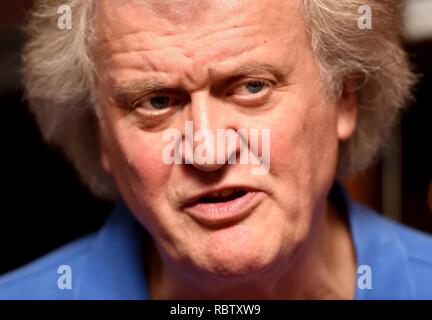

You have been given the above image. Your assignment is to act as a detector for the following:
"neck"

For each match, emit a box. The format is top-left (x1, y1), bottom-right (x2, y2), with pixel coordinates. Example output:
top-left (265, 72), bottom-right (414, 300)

top-left (146, 198), bottom-right (357, 299)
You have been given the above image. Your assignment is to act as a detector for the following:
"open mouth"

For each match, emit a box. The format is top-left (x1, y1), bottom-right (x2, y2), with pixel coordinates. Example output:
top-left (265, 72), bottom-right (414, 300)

top-left (183, 187), bottom-right (262, 226)
top-left (198, 188), bottom-right (248, 204)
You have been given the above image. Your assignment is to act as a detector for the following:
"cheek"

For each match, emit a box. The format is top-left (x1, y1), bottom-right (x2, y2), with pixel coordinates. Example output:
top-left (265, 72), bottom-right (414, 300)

top-left (106, 126), bottom-right (171, 200)
top-left (263, 100), bottom-right (339, 240)
top-left (266, 97), bottom-right (339, 193)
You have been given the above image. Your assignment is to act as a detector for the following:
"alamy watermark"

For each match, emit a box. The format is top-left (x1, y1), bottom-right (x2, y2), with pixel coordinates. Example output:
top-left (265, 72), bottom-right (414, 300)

top-left (57, 5), bottom-right (72, 30)
top-left (57, 264), bottom-right (72, 290)
top-left (162, 121), bottom-right (270, 175)
top-left (357, 5), bottom-right (373, 30)
top-left (357, 264), bottom-right (372, 290)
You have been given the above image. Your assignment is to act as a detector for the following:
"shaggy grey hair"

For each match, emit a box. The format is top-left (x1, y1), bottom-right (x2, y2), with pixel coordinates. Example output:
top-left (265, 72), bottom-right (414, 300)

top-left (22, 0), bottom-right (416, 199)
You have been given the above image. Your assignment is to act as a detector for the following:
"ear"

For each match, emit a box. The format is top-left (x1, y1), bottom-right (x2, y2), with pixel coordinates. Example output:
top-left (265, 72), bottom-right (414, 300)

top-left (101, 147), bottom-right (112, 174)
top-left (337, 77), bottom-right (358, 141)
top-left (98, 120), bottom-right (112, 174)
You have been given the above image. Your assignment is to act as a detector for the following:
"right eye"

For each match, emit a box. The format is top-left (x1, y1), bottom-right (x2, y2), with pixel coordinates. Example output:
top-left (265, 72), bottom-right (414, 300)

top-left (133, 94), bottom-right (182, 111)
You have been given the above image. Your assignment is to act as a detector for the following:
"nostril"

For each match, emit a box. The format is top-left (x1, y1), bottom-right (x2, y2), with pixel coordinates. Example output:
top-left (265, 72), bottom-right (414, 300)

top-left (179, 121), bottom-right (241, 170)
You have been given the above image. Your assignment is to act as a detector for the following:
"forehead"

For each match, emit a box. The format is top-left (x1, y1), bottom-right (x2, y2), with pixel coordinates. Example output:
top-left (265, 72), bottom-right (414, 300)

top-left (94, 0), bottom-right (302, 44)
top-left (131, 0), bottom-right (212, 23)
top-left (93, 0), bottom-right (307, 87)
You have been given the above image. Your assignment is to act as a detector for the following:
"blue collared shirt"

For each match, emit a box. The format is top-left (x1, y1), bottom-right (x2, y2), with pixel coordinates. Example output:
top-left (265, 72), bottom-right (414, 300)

top-left (1, 189), bottom-right (432, 299)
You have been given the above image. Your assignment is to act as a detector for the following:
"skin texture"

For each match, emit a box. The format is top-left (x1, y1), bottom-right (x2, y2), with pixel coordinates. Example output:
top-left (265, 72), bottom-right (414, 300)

top-left (95, 0), bottom-right (358, 299)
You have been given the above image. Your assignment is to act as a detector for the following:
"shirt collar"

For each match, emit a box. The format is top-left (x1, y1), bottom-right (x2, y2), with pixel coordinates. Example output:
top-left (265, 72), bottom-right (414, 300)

top-left (75, 201), bottom-right (149, 299)
top-left (334, 184), bottom-right (414, 299)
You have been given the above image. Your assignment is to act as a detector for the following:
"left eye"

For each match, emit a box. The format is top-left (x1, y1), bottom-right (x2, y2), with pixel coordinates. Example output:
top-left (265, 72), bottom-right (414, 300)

top-left (229, 80), bottom-right (270, 97)
top-left (245, 80), bottom-right (266, 94)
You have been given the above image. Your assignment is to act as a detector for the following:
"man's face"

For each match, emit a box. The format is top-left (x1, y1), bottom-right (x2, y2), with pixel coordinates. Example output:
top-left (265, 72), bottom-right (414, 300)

top-left (95, 0), bottom-right (356, 276)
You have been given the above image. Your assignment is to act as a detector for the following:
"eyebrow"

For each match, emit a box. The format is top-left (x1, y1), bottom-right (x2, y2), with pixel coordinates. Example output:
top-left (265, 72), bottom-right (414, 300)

top-left (111, 79), bottom-right (168, 108)
top-left (110, 62), bottom-right (287, 107)
top-left (223, 62), bottom-right (287, 83)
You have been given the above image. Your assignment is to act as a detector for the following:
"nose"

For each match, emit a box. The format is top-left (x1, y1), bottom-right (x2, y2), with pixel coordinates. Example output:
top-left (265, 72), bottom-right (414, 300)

top-left (182, 91), bottom-right (240, 172)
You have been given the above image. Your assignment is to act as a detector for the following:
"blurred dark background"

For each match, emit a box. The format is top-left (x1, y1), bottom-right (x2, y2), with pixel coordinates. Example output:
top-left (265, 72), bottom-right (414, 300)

top-left (0, 1), bottom-right (113, 275)
top-left (0, 0), bottom-right (431, 275)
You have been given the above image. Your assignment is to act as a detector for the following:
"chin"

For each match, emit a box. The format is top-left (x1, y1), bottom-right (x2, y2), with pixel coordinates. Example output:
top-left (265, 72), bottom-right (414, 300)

top-left (190, 224), bottom-right (284, 278)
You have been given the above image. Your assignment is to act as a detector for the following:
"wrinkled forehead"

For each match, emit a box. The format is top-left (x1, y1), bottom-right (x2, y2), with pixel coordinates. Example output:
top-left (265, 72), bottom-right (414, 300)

top-left (94, 0), bottom-right (293, 30)
top-left (132, 0), bottom-right (213, 22)
top-left (96, 0), bottom-right (244, 21)
top-left (92, 0), bottom-right (307, 86)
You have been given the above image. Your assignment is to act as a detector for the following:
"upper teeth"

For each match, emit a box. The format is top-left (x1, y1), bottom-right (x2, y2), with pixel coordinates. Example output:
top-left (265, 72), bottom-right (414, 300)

top-left (206, 189), bottom-right (238, 198)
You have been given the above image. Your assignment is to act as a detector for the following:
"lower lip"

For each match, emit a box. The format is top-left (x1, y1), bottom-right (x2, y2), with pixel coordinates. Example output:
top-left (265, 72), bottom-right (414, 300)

top-left (184, 191), bottom-right (264, 227)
